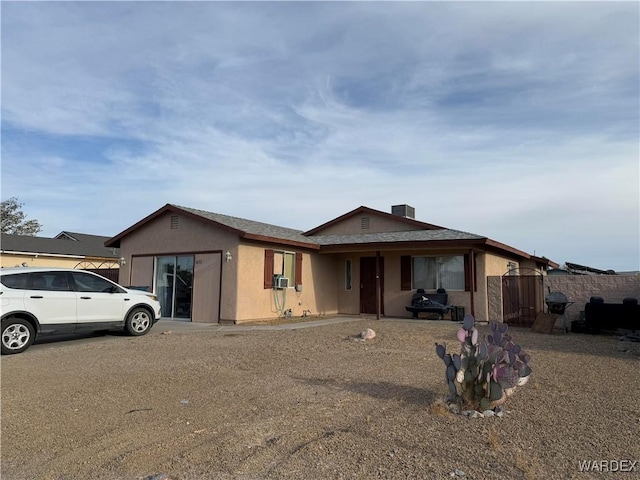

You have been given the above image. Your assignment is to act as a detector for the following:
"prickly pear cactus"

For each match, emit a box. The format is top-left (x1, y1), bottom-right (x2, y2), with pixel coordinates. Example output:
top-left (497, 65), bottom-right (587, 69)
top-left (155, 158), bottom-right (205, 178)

top-left (435, 314), bottom-right (532, 412)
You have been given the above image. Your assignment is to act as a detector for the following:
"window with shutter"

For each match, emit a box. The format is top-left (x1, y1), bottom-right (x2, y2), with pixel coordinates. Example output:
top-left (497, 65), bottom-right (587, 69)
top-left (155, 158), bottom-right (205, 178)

top-left (411, 255), bottom-right (465, 291)
top-left (464, 253), bottom-right (477, 292)
top-left (400, 255), bottom-right (412, 290)
top-left (264, 250), bottom-right (302, 289)
top-left (264, 250), bottom-right (274, 289)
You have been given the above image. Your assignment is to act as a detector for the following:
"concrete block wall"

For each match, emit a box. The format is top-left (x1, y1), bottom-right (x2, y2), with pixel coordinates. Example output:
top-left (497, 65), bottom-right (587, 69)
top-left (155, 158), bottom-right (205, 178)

top-left (543, 275), bottom-right (640, 324)
top-left (486, 276), bottom-right (504, 322)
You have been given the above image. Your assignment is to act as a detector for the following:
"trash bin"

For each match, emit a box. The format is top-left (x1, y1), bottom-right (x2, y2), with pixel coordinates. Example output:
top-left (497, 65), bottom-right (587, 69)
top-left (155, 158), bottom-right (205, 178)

top-left (451, 306), bottom-right (465, 322)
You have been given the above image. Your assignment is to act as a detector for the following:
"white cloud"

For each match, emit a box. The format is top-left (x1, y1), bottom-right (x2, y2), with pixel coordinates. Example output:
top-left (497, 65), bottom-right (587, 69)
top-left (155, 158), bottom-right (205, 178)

top-left (1, 1), bottom-right (638, 271)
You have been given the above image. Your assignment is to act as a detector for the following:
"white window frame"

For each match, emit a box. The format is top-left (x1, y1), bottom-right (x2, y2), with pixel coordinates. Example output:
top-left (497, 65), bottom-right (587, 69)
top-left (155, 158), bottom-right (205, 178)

top-left (274, 250), bottom-right (296, 287)
top-left (412, 255), bottom-right (465, 291)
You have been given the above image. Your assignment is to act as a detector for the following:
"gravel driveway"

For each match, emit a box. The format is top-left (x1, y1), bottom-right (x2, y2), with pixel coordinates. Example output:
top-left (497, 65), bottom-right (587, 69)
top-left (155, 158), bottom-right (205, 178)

top-left (2, 318), bottom-right (638, 479)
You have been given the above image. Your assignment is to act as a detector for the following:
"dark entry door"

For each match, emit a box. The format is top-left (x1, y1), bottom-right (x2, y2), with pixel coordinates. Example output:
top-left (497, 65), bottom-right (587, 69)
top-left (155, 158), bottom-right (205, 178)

top-left (360, 256), bottom-right (384, 315)
top-left (502, 275), bottom-right (543, 327)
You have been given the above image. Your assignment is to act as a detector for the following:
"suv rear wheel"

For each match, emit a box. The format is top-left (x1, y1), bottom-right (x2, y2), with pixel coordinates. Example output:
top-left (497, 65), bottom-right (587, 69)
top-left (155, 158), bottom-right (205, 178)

top-left (2, 317), bottom-right (35, 355)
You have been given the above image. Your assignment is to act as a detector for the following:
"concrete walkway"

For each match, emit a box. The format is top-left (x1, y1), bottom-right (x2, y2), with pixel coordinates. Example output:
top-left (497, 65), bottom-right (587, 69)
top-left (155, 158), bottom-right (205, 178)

top-left (153, 316), bottom-right (368, 334)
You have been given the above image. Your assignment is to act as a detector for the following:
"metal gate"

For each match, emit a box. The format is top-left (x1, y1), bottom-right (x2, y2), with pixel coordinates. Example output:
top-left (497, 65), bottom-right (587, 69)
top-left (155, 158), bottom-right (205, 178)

top-left (502, 274), bottom-right (543, 327)
top-left (83, 268), bottom-right (120, 283)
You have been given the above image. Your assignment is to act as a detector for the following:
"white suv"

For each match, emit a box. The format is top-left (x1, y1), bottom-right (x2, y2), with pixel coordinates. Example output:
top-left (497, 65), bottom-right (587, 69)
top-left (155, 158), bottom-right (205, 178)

top-left (1, 267), bottom-right (161, 354)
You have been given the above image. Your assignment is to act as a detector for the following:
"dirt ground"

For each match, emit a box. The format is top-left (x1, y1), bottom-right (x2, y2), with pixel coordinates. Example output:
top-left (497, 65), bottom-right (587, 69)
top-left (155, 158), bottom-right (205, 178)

top-left (1, 318), bottom-right (639, 480)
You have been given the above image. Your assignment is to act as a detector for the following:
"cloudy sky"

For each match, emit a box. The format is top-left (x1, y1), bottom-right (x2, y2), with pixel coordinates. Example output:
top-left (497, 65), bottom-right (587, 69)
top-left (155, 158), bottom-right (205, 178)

top-left (2, 1), bottom-right (638, 271)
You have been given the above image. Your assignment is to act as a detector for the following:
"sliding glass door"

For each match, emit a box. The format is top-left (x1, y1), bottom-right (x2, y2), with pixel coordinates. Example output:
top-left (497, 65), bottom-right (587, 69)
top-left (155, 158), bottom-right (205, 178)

top-left (155, 255), bottom-right (194, 321)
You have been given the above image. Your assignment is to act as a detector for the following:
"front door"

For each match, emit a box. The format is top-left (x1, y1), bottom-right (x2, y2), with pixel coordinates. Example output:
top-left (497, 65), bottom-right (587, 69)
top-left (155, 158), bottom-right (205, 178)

top-left (155, 256), bottom-right (194, 321)
top-left (360, 256), bottom-right (384, 315)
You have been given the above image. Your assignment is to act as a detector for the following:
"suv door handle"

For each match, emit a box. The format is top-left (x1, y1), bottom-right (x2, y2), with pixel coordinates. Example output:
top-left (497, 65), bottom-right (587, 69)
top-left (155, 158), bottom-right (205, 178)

top-left (80, 296), bottom-right (92, 300)
top-left (30, 295), bottom-right (44, 299)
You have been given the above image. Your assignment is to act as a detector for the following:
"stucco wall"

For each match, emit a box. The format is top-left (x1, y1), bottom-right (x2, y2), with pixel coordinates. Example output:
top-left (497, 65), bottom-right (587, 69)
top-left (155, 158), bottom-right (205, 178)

top-left (235, 242), bottom-right (338, 323)
top-left (118, 211), bottom-right (239, 320)
top-left (117, 211), bottom-right (342, 324)
top-left (336, 255), bottom-right (360, 315)
top-left (0, 253), bottom-right (118, 269)
top-left (313, 214), bottom-right (421, 235)
top-left (484, 252), bottom-right (517, 277)
top-left (544, 275), bottom-right (640, 324)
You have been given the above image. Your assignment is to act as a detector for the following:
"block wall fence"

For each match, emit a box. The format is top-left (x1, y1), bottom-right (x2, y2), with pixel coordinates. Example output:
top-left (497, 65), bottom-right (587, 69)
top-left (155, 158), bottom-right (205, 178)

top-left (486, 275), bottom-right (640, 327)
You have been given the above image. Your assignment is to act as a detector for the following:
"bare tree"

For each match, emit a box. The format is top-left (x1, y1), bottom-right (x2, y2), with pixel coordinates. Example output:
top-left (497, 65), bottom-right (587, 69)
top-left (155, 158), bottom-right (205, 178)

top-left (1, 197), bottom-right (43, 235)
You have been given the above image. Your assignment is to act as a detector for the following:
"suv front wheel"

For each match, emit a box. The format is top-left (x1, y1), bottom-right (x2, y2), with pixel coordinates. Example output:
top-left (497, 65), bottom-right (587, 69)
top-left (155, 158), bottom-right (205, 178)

top-left (125, 307), bottom-right (153, 336)
top-left (2, 317), bottom-right (35, 355)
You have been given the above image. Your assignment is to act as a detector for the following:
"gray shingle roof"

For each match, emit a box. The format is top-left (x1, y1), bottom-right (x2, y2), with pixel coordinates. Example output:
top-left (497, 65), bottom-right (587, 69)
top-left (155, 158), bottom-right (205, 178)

top-left (173, 205), bottom-right (316, 245)
top-left (310, 229), bottom-right (484, 245)
top-left (105, 203), bottom-right (545, 261)
top-left (1, 233), bottom-right (120, 258)
top-left (175, 205), bottom-right (484, 246)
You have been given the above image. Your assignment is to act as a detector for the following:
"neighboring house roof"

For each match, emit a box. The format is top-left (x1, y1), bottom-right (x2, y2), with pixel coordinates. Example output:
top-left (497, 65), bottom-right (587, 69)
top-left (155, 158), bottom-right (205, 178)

top-left (105, 203), bottom-right (557, 267)
top-left (55, 231), bottom-right (110, 243)
top-left (563, 262), bottom-right (616, 275)
top-left (1, 233), bottom-right (120, 259)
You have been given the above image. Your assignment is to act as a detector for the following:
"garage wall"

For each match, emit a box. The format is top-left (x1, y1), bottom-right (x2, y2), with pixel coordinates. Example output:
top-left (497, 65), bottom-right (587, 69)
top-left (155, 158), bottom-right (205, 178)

top-left (117, 211), bottom-right (238, 322)
top-left (193, 252), bottom-right (222, 323)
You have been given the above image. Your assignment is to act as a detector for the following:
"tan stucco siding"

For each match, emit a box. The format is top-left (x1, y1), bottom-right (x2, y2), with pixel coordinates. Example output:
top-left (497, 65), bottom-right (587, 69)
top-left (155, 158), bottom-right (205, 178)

top-left (117, 211), bottom-right (239, 320)
top-left (307, 254), bottom-right (340, 316)
top-left (336, 255), bottom-right (360, 315)
top-left (0, 253), bottom-right (118, 269)
top-left (484, 252), bottom-right (517, 277)
top-left (314, 214), bottom-right (422, 235)
top-left (118, 212), bottom-right (238, 261)
top-left (193, 252), bottom-right (223, 323)
top-left (384, 251), bottom-right (473, 319)
top-left (381, 253), bottom-right (404, 317)
top-left (234, 243), bottom-right (339, 323)
top-left (519, 259), bottom-right (545, 275)
top-left (333, 251), bottom-right (477, 319)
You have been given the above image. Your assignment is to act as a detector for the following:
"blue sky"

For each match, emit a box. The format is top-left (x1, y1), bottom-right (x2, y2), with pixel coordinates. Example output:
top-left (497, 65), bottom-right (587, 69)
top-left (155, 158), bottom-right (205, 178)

top-left (1, 1), bottom-right (638, 271)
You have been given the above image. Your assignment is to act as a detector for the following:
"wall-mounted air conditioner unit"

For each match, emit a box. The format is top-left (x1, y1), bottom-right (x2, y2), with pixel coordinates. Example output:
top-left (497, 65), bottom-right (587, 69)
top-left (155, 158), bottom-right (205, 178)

top-left (274, 276), bottom-right (289, 289)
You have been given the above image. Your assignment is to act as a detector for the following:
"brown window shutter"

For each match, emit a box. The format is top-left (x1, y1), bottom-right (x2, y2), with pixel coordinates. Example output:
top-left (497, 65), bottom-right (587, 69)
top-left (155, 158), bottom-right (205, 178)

top-left (295, 253), bottom-right (303, 286)
top-left (464, 254), bottom-right (476, 292)
top-left (264, 249), bottom-right (274, 289)
top-left (400, 255), bottom-right (412, 290)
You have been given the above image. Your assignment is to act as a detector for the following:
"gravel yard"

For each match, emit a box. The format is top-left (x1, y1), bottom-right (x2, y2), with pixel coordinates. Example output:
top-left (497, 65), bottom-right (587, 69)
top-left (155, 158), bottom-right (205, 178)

top-left (1, 318), bottom-right (639, 480)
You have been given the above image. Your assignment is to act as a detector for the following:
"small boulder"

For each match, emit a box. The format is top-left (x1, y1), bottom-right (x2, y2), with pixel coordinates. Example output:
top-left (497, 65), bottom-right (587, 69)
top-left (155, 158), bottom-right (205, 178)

top-left (359, 328), bottom-right (376, 340)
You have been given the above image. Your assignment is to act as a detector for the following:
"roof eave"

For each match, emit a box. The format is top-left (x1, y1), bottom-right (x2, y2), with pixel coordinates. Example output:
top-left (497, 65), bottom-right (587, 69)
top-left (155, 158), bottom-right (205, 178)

top-left (242, 233), bottom-right (320, 250)
top-left (317, 238), bottom-right (488, 253)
